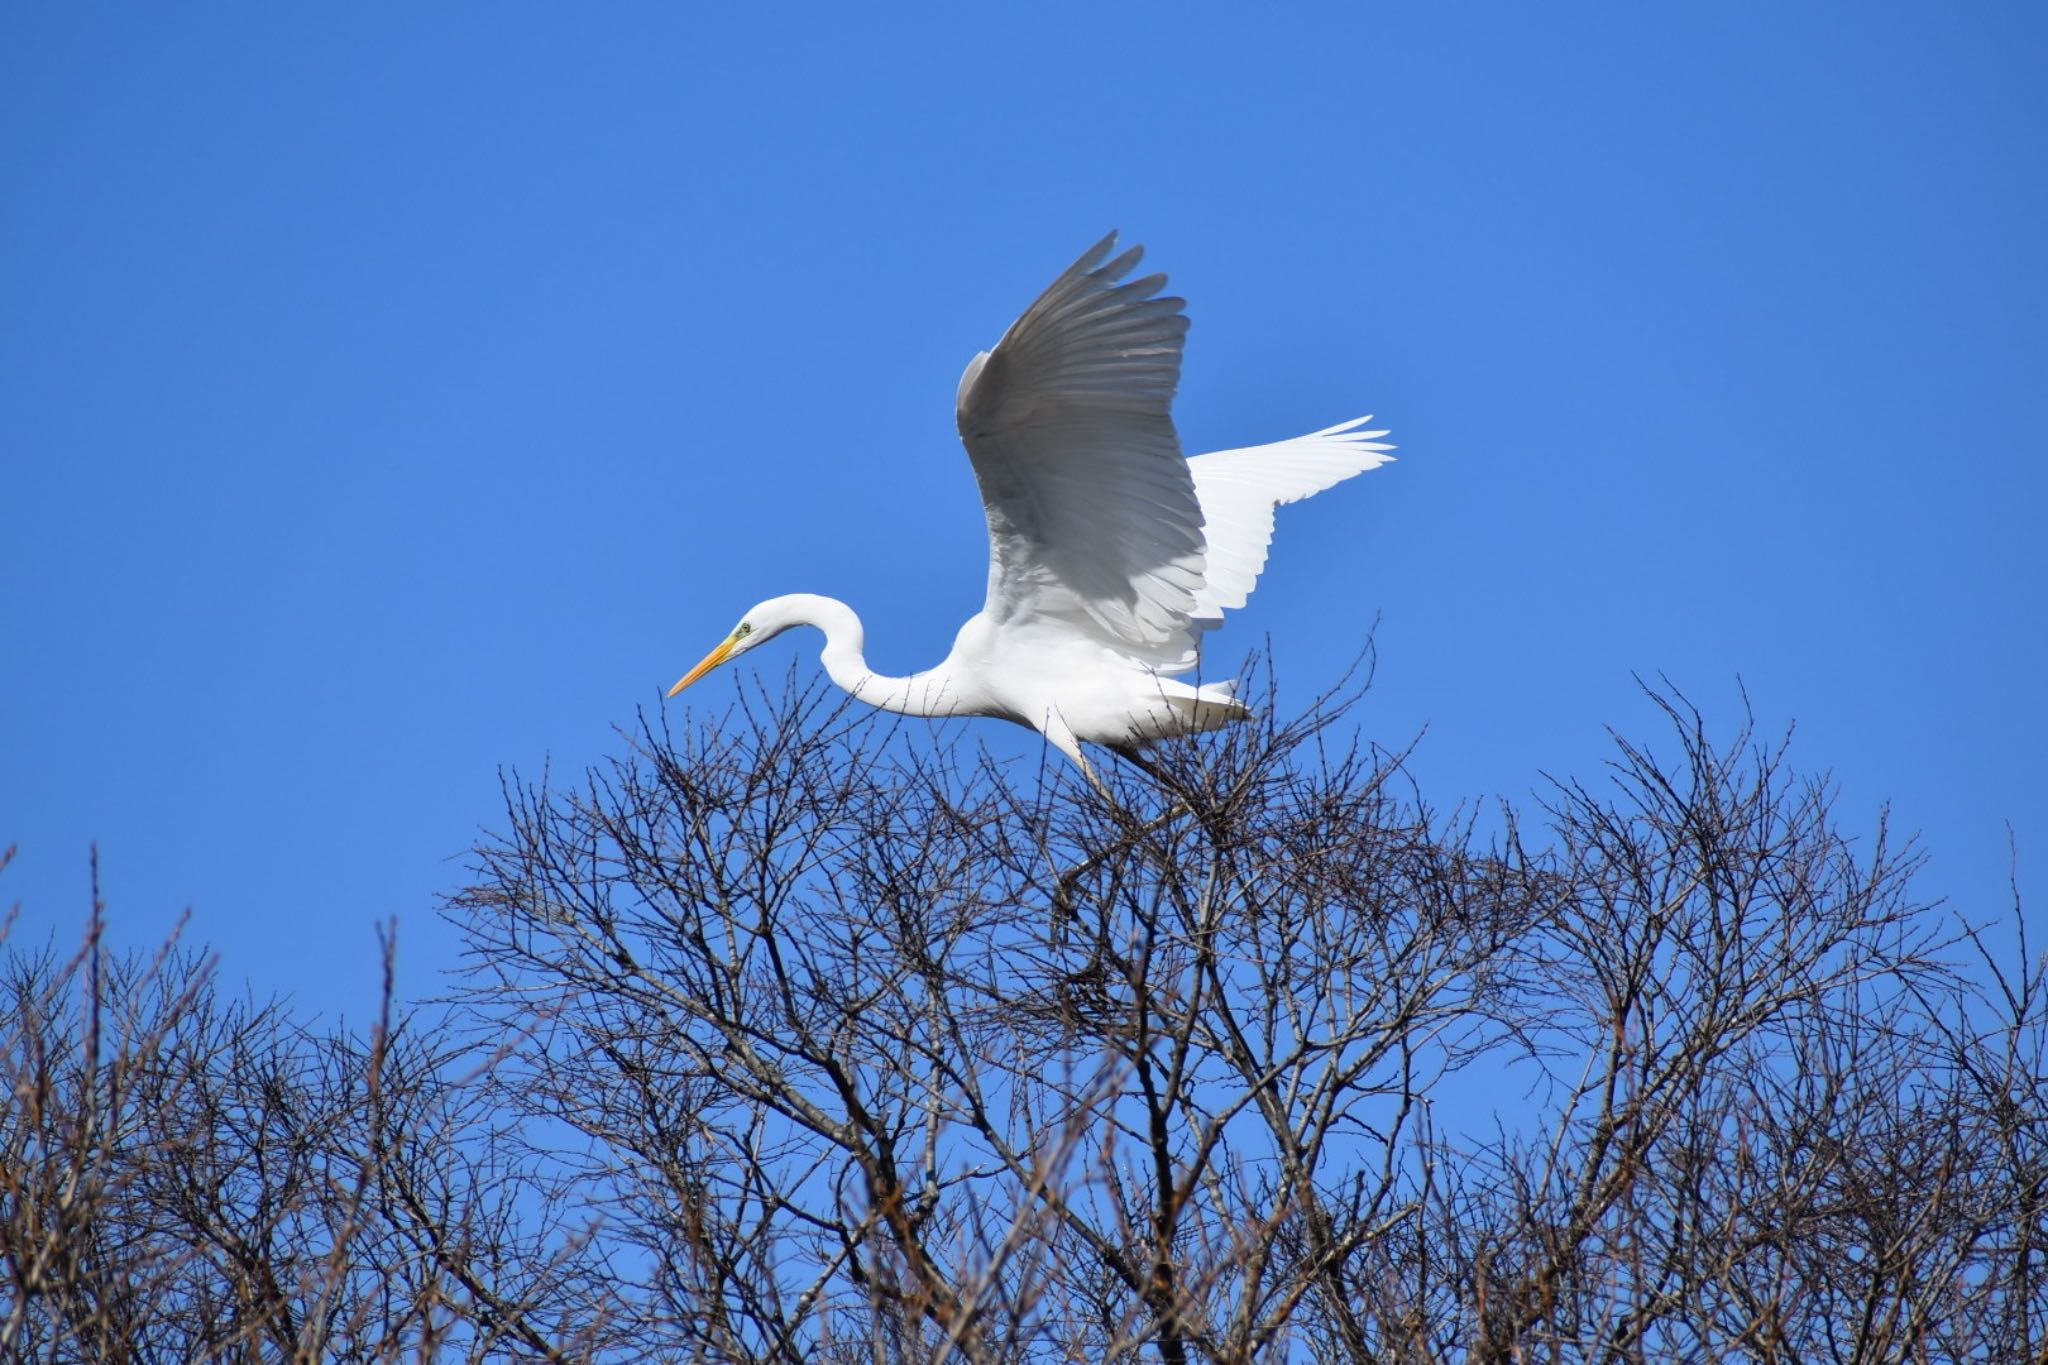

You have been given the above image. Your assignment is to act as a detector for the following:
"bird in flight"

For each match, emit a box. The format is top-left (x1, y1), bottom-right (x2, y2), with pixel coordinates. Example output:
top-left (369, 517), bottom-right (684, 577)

top-left (667, 232), bottom-right (1392, 788)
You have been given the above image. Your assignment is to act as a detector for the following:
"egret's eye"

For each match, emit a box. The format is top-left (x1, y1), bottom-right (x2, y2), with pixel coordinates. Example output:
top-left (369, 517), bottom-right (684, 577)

top-left (734, 622), bottom-right (753, 640)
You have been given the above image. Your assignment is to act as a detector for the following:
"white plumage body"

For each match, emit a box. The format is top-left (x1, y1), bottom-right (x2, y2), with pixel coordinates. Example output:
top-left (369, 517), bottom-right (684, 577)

top-left (667, 234), bottom-right (1393, 780)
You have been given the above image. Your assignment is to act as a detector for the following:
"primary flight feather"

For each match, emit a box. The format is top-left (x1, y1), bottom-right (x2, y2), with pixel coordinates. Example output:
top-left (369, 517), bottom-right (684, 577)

top-left (667, 233), bottom-right (1393, 785)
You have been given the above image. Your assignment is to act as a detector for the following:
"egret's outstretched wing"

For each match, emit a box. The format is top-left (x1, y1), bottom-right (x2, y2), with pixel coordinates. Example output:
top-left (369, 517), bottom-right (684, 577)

top-left (1186, 416), bottom-right (1395, 630)
top-left (955, 233), bottom-right (1204, 651)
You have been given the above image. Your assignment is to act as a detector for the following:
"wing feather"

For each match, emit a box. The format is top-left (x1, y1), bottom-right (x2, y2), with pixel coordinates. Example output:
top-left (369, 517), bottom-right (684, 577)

top-left (956, 233), bottom-right (1204, 650)
top-left (1185, 416), bottom-right (1395, 629)
top-left (956, 237), bottom-right (1393, 668)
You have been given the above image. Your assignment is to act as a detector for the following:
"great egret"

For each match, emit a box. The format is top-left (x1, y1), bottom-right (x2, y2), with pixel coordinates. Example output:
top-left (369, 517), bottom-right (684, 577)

top-left (667, 233), bottom-right (1393, 784)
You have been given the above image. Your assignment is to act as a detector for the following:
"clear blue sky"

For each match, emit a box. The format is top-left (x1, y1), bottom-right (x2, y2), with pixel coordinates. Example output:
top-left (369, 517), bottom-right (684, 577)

top-left (4, 6), bottom-right (2043, 1021)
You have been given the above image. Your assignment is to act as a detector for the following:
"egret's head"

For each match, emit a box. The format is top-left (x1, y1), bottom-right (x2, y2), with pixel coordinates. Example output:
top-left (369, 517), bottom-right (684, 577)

top-left (665, 597), bottom-right (807, 698)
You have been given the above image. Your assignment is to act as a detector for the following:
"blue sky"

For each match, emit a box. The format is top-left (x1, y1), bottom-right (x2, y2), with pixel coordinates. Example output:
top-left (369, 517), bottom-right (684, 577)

top-left (4, 5), bottom-right (2042, 1021)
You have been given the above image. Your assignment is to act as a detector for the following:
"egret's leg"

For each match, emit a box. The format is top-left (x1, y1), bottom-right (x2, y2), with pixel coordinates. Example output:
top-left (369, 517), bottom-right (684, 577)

top-left (1107, 742), bottom-right (1176, 791)
top-left (1044, 717), bottom-right (1114, 799)
top-left (1072, 747), bottom-right (1113, 800)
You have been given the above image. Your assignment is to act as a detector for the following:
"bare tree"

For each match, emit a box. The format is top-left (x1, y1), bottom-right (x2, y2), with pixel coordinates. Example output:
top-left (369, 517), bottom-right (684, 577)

top-left (4, 666), bottom-right (2042, 1361)
top-left (447, 671), bottom-right (2045, 1361)
top-left (0, 855), bottom-right (623, 1363)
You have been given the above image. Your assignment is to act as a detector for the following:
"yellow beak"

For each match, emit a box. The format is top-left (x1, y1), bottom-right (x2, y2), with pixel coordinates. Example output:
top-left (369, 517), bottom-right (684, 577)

top-left (667, 636), bottom-right (738, 698)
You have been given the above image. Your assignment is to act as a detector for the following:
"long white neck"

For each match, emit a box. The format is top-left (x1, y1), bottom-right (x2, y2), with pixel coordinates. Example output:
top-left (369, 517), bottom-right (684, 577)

top-left (782, 593), bottom-right (960, 719)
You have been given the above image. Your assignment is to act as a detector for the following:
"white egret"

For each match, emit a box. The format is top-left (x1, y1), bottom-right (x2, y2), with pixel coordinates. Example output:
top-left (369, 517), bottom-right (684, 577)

top-left (667, 233), bottom-right (1393, 784)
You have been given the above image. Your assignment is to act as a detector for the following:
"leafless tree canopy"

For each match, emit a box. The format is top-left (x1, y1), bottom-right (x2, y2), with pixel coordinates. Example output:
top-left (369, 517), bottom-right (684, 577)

top-left (4, 672), bottom-right (2043, 1362)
